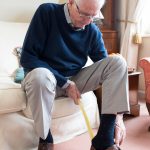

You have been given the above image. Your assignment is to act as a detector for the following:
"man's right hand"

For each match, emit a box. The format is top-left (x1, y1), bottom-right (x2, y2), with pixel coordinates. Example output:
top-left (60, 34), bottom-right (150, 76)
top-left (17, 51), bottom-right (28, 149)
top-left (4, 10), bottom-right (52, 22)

top-left (65, 81), bottom-right (81, 105)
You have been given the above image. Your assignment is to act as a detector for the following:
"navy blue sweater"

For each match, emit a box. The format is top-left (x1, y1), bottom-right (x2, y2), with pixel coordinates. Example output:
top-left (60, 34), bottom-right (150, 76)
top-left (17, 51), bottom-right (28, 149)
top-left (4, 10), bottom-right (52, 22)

top-left (20, 3), bottom-right (108, 87)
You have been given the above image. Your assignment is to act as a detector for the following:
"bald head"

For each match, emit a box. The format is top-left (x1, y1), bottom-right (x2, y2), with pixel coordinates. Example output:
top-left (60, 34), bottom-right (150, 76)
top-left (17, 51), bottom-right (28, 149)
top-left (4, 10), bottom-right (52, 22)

top-left (76, 0), bottom-right (105, 9)
top-left (74, 0), bottom-right (105, 16)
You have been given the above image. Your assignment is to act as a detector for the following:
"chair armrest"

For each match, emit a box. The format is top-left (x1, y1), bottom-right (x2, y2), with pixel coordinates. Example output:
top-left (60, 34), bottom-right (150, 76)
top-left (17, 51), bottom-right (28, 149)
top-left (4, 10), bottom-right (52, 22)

top-left (139, 57), bottom-right (150, 103)
top-left (139, 57), bottom-right (150, 82)
top-left (139, 57), bottom-right (150, 68)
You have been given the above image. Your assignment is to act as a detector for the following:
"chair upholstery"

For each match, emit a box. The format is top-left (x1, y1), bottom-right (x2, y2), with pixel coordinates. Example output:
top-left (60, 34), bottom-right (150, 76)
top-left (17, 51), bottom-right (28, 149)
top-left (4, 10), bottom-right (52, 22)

top-left (139, 57), bottom-right (150, 115)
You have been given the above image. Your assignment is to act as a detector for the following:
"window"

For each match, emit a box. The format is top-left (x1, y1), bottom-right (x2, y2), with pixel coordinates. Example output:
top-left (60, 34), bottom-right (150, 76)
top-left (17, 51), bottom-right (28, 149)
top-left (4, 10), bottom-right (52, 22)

top-left (140, 1), bottom-right (150, 35)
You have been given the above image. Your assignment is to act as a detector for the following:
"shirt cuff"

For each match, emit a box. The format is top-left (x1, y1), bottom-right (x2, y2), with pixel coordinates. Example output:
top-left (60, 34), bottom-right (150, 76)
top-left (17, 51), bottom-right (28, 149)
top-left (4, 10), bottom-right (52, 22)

top-left (62, 80), bottom-right (72, 89)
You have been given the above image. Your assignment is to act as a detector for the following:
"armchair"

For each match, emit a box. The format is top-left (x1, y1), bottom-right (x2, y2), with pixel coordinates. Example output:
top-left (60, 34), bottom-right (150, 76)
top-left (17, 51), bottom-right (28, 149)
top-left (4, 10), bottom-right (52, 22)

top-left (139, 57), bottom-right (150, 117)
top-left (0, 20), bottom-right (99, 150)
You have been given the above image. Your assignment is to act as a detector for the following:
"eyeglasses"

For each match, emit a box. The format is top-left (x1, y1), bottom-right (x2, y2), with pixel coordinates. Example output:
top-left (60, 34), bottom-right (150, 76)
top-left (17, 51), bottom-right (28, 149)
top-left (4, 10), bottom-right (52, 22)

top-left (74, 0), bottom-right (97, 20)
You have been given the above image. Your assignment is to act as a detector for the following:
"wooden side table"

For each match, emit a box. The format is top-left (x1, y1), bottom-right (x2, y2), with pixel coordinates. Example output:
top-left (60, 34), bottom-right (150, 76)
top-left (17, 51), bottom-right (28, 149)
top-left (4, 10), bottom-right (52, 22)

top-left (94, 71), bottom-right (141, 116)
top-left (128, 72), bottom-right (141, 116)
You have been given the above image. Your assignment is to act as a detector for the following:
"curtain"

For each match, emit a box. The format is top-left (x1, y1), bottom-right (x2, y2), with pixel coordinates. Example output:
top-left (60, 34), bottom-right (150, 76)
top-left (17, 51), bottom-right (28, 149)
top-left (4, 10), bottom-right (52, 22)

top-left (115, 0), bottom-right (128, 45)
top-left (117, 0), bottom-right (147, 69)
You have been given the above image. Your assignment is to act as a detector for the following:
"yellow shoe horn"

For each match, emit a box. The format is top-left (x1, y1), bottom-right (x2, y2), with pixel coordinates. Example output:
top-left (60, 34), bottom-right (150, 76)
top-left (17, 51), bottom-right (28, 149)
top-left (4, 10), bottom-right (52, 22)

top-left (79, 100), bottom-right (94, 140)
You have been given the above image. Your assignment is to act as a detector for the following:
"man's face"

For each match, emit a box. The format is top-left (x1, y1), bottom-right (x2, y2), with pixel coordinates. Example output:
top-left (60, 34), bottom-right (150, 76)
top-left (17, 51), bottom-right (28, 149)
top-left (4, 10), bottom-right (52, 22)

top-left (70, 0), bottom-right (101, 28)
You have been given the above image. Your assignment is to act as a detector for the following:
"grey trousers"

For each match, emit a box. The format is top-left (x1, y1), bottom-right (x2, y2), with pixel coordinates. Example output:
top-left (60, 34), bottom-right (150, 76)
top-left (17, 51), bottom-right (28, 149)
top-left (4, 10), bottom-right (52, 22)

top-left (22, 55), bottom-right (130, 139)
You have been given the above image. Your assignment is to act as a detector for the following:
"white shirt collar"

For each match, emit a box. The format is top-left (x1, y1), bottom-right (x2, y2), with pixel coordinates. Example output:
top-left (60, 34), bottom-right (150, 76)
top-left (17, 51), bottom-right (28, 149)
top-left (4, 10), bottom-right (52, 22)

top-left (64, 3), bottom-right (85, 31)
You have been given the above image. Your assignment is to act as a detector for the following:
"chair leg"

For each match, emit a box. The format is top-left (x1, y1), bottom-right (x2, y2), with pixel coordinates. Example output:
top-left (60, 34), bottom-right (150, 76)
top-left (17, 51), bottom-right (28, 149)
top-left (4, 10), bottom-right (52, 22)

top-left (146, 102), bottom-right (150, 114)
top-left (146, 102), bottom-right (150, 131)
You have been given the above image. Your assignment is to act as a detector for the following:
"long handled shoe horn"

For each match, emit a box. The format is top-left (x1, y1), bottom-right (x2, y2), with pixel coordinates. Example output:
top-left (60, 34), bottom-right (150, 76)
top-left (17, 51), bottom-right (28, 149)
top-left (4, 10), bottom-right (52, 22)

top-left (79, 100), bottom-right (94, 140)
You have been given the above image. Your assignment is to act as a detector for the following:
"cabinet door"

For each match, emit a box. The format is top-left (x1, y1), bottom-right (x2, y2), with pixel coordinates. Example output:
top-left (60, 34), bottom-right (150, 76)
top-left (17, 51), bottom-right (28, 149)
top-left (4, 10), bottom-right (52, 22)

top-left (99, 0), bottom-right (118, 54)
top-left (101, 0), bottom-right (115, 30)
top-left (102, 29), bottom-right (118, 54)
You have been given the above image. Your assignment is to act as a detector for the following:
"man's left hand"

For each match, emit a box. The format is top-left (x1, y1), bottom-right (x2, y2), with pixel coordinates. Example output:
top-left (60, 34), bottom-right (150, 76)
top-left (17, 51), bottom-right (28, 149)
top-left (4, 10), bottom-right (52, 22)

top-left (114, 114), bottom-right (126, 146)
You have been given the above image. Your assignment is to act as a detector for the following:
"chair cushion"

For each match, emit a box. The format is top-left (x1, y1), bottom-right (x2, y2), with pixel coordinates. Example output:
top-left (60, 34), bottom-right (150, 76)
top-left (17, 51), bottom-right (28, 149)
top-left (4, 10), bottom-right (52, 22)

top-left (23, 91), bottom-right (97, 120)
top-left (0, 77), bottom-right (26, 114)
top-left (0, 77), bottom-right (97, 120)
top-left (52, 91), bottom-right (97, 119)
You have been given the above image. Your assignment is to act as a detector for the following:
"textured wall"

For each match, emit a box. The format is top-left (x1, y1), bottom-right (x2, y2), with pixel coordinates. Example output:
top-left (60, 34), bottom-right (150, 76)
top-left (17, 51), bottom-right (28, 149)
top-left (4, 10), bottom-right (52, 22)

top-left (0, 0), bottom-right (59, 22)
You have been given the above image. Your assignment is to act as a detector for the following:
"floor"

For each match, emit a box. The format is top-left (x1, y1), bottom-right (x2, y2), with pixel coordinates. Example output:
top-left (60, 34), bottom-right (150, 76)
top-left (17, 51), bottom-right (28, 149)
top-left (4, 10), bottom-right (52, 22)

top-left (54, 100), bottom-right (150, 150)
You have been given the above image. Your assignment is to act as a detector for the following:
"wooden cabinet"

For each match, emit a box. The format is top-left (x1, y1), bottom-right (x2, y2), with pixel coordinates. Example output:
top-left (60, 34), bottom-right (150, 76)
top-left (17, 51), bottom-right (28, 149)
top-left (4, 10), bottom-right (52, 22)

top-left (96, 0), bottom-right (118, 54)
top-left (100, 0), bottom-right (115, 30)
top-left (101, 29), bottom-right (118, 54)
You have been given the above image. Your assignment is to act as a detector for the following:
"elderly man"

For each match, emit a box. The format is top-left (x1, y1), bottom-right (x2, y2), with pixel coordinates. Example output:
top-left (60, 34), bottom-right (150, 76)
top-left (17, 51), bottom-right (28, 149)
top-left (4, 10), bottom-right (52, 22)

top-left (20, 0), bottom-right (129, 149)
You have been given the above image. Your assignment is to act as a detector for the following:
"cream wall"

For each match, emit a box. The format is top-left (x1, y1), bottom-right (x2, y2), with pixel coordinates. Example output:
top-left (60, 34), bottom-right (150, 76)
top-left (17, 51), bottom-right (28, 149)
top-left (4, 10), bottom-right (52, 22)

top-left (138, 37), bottom-right (150, 94)
top-left (0, 0), bottom-right (59, 22)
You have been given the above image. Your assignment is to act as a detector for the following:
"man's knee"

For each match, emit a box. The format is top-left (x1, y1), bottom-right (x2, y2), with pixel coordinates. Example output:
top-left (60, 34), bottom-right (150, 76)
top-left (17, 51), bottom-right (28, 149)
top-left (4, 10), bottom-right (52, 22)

top-left (28, 68), bottom-right (57, 89)
top-left (108, 55), bottom-right (127, 72)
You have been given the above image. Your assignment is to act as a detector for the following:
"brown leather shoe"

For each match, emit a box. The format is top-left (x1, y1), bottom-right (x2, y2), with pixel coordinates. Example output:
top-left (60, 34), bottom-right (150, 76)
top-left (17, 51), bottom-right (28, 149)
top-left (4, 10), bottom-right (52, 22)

top-left (90, 145), bottom-right (121, 150)
top-left (38, 143), bottom-right (54, 150)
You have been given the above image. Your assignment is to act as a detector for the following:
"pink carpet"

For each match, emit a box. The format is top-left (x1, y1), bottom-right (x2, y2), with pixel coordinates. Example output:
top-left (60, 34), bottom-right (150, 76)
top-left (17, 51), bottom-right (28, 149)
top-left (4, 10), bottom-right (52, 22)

top-left (54, 100), bottom-right (150, 150)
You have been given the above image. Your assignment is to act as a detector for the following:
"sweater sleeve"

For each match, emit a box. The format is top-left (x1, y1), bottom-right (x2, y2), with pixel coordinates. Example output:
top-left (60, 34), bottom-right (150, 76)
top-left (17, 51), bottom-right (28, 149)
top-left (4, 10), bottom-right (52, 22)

top-left (20, 4), bottom-right (67, 87)
top-left (89, 27), bottom-right (108, 62)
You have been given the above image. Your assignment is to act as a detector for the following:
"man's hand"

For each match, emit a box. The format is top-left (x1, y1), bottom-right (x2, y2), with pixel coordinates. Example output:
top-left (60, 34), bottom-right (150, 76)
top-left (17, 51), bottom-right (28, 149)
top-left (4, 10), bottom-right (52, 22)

top-left (66, 81), bottom-right (81, 105)
top-left (114, 114), bottom-right (126, 146)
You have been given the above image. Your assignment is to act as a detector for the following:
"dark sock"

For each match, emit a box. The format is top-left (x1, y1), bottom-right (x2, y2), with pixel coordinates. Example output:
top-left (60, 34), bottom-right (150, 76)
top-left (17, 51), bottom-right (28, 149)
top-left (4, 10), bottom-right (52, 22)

top-left (39, 129), bottom-right (53, 143)
top-left (92, 114), bottom-right (116, 150)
